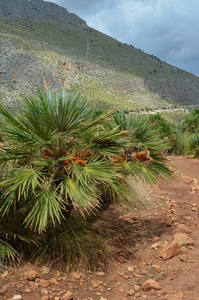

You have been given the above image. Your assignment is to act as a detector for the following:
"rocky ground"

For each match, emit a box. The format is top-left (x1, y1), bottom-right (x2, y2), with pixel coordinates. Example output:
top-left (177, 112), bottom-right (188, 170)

top-left (0, 156), bottom-right (199, 300)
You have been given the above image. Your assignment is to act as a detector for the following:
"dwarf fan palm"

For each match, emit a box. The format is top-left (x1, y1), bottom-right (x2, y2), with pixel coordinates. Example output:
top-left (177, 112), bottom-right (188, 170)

top-left (0, 90), bottom-right (129, 234)
top-left (0, 90), bottom-right (172, 266)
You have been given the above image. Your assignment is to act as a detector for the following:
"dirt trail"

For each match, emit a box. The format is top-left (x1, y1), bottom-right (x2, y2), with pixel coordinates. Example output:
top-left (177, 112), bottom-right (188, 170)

top-left (1, 156), bottom-right (199, 300)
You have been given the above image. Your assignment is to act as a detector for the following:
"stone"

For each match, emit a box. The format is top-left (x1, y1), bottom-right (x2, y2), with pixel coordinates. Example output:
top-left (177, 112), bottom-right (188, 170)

top-left (179, 254), bottom-right (188, 262)
top-left (127, 266), bottom-right (135, 272)
top-left (27, 270), bottom-right (38, 281)
top-left (13, 296), bottom-right (23, 300)
top-left (117, 256), bottom-right (126, 263)
top-left (50, 278), bottom-right (58, 284)
top-left (41, 280), bottom-right (50, 288)
top-left (25, 289), bottom-right (31, 293)
top-left (159, 242), bottom-right (180, 260)
top-left (92, 281), bottom-right (100, 288)
top-left (153, 237), bottom-right (159, 242)
top-left (96, 272), bottom-right (105, 277)
top-left (172, 233), bottom-right (194, 247)
top-left (142, 279), bottom-right (161, 291)
top-left (41, 289), bottom-right (48, 295)
top-left (61, 291), bottom-right (73, 300)
top-left (41, 297), bottom-right (49, 300)
top-left (1, 271), bottom-right (8, 278)
top-left (71, 272), bottom-right (81, 280)
top-left (134, 285), bottom-right (140, 292)
top-left (180, 246), bottom-right (188, 254)
top-left (152, 265), bottom-right (161, 272)
top-left (127, 290), bottom-right (135, 296)
top-left (151, 241), bottom-right (161, 249)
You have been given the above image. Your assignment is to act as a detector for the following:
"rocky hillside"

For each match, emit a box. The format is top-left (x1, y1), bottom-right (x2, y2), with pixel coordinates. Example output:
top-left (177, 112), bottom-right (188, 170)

top-left (0, 0), bottom-right (87, 28)
top-left (0, 0), bottom-right (199, 111)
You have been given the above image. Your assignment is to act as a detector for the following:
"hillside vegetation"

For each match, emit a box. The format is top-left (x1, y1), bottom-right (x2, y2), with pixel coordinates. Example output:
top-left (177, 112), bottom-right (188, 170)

top-left (0, 1), bottom-right (199, 110)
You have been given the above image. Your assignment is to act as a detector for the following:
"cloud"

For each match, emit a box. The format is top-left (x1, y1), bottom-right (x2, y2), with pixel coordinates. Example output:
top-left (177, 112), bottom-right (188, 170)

top-left (45, 0), bottom-right (199, 75)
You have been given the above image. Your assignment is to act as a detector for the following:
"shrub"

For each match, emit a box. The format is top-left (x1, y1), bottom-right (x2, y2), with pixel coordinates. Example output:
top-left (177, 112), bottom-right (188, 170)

top-left (0, 89), bottom-right (171, 267)
top-left (182, 109), bottom-right (199, 133)
top-left (187, 134), bottom-right (199, 157)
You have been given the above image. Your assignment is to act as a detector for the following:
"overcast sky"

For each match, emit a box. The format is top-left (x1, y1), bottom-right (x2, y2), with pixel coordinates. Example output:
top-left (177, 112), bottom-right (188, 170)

top-left (45, 0), bottom-right (199, 76)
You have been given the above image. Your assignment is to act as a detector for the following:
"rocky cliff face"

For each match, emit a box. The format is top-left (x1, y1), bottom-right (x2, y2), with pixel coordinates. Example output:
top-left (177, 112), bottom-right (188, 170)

top-left (0, 0), bottom-right (88, 29)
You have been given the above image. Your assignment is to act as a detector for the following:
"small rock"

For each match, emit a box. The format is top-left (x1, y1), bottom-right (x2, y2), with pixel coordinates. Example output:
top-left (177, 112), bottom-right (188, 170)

top-left (173, 233), bottom-right (194, 247)
top-left (180, 246), bottom-right (188, 254)
top-left (71, 272), bottom-right (81, 280)
top-left (1, 271), bottom-right (8, 278)
top-left (27, 270), bottom-right (38, 281)
top-left (159, 242), bottom-right (179, 260)
top-left (41, 289), bottom-right (48, 295)
top-left (41, 296), bottom-right (49, 300)
top-left (152, 265), bottom-right (161, 272)
top-left (41, 280), bottom-right (50, 288)
top-left (192, 207), bottom-right (197, 212)
top-left (127, 290), bottom-right (135, 296)
top-left (179, 254), bottom-right (188, 262)
top-left (146, 260), bottom-right (153, 265)
top-left (92, 281), bottom-right (99, 288)
top-left (61, 291), bottom-right (73, 300)
top-left (151, 241), bottom-right (161, 249)
top-left (142, 279), bottom-right (161, 291)
top-left (13, 296), bottom-right (23, 300)
top-left (117, 256), bottom-right (126, 263)
top-left (96, 272), bottom-right (105, 277)
top-left (127, 266), bottom-right (135, 272)
top-left (134, 285), bottom-right (140, 292)
top-left (165, 216), bottom-right (174, 226)
top-left (25, 289), bottom-right (31, 293)
top-left (153, 237), bottom-right (159, 242)
top-left (50, 278), bottom-right (58, 284)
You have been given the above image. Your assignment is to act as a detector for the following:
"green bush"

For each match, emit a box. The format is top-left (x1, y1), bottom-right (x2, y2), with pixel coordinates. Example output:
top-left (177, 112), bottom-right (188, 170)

top-left (0, 89), bottom-right (171, 268)
top-left (187, 134), bottom-right (199, 157)
top-left (182, 109), bottom-right (199, 133)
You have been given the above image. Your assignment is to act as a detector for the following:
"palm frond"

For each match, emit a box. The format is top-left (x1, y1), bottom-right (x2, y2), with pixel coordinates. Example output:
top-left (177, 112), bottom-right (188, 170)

top-left (0, 168), bottom-right (43, 200)
top-left (24, 190), bottom-right (64, 233)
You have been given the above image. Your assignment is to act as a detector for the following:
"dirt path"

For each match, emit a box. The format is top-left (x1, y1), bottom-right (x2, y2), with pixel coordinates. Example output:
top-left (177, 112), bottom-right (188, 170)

top-left (1, 156), bottom-right (199, 300)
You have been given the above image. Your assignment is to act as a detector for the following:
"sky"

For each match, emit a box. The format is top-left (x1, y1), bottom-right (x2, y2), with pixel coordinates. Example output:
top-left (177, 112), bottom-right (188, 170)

top-left (45, 0), bottom-right (199, 76)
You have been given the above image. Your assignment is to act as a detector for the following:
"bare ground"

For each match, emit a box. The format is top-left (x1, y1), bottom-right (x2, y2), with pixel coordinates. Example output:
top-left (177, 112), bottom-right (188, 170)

top-left (1, 156), bottom-right (199, 300)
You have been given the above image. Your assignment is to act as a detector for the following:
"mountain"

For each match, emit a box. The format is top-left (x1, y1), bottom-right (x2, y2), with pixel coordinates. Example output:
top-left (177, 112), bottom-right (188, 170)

top-left (0, 0), bottom-right (199, 111)
top-left (0, 0), bottom-right (87, 28)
